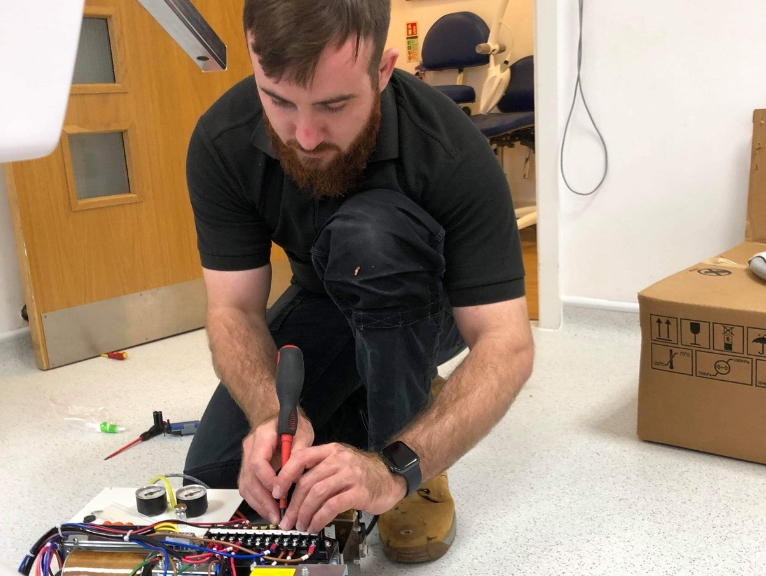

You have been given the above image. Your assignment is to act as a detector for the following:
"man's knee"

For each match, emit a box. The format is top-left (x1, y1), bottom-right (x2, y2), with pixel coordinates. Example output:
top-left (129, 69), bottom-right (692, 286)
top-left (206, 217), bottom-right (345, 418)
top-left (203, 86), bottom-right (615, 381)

top-left (184, 383), bottom-right (248, 483)
top-left (312, 189), bottom-right (446, 313)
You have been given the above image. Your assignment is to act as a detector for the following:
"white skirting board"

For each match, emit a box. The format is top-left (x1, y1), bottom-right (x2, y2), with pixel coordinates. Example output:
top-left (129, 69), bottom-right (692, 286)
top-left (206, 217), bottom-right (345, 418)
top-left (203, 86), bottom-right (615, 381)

top-left (562, 295), bottom-right (639, 314)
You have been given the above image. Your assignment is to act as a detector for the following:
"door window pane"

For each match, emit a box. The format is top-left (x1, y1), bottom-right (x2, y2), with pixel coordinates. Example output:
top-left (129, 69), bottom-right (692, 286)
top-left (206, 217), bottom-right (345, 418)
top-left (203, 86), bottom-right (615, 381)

top-left (68, 132), bottom-right (131, 199)
top-left (72, 18), bottom-right (116, 84)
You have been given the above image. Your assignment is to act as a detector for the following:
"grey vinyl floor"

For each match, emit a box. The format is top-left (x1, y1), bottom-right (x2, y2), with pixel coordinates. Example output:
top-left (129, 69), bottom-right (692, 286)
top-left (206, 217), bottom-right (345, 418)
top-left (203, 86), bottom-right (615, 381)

top-left (2, 307), bottom-right (764, 575)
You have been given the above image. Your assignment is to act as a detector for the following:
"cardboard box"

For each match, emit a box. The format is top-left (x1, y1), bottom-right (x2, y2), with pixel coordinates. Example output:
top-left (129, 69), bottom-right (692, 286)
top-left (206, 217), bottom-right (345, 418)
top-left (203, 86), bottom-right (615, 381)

top-left (637, 110), bottom-right (766, 464)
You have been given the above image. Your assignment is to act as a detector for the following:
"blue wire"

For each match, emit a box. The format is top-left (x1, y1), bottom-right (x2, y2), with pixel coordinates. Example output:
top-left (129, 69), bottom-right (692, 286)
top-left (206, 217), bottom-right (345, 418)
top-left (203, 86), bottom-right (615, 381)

top-left (41, 548), bottom-right (50, 576)
top-left (66, 526), bottom-right (170, 576)
top-left (21, 524), bottom-right (269, 576)
top-left (133, 541), bottom-right (169, 576)
top-left (21, 535), bottom-right (63, 574)
top-left (156, 539), bottom-right (267, 560)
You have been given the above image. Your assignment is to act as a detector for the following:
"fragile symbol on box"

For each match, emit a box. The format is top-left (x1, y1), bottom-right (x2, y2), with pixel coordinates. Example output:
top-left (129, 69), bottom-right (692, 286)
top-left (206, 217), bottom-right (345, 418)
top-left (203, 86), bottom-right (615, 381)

top-left (681, 319), bottom-right (710, 349)
top-left (696, 351), bottom-right (752, 385)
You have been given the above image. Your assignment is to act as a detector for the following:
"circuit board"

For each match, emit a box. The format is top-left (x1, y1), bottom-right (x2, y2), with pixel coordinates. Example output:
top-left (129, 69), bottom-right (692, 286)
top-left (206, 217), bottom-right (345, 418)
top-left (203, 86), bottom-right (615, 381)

top-left (20, 512), bottom-right (367, 576)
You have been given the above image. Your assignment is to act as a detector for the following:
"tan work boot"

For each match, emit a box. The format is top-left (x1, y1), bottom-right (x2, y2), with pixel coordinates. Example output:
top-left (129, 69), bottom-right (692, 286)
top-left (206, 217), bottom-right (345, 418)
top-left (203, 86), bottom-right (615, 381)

top-left (378, 472), bottom-right (456, 562)
top-left (377, 376), bottom-right (455, 562)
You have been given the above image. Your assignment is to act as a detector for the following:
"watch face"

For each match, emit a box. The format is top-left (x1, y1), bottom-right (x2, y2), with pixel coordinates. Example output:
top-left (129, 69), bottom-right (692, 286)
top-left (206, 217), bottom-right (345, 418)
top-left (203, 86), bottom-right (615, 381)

top-left (384, 441), bottom-right (419, 471)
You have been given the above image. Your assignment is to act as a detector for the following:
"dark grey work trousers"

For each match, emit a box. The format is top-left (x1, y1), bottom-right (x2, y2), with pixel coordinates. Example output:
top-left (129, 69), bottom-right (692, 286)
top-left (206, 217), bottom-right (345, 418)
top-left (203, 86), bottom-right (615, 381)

top-left (184, 189), bottom-right (466, 488)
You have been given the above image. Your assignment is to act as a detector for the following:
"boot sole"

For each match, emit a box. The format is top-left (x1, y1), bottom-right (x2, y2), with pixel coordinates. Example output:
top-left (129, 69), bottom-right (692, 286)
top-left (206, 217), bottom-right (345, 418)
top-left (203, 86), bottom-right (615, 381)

top-left (381, 512), bottom-right (457, 563)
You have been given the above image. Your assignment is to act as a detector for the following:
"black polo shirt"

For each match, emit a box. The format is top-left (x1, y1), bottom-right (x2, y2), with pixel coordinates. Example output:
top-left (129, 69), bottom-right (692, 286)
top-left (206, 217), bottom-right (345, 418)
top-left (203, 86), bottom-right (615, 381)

top-left (186, 69), bottom-right (525, 307)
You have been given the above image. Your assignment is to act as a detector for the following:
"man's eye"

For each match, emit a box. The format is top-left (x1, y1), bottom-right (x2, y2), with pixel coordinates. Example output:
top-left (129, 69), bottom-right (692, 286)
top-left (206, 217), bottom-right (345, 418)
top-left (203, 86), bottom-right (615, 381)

top-left (325, 104), bottom-right (346, 114)
top-left (271, 99), bottom-right (291, 108)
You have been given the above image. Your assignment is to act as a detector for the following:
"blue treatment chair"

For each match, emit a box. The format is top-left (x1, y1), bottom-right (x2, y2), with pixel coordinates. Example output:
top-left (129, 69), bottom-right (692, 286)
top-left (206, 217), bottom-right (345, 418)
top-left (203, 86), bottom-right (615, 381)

top-left (471, 55), bottom-right (536, 229)
top-left (419, 14), bottom-right (536, 229)
top-left (470, 55), bottom-right (535, 153)
top-left (418, 12), bottom-right (490, 108)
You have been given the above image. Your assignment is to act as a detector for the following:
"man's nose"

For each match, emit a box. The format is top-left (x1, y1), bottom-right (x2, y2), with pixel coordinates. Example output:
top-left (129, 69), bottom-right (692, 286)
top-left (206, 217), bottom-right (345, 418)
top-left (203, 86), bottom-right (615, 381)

top-left (294, 114), bottom-right (324, 151)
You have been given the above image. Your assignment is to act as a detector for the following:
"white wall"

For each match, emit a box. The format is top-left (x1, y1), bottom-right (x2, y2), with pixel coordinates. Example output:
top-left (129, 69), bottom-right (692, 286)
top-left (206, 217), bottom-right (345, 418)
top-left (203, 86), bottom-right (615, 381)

top-left (556, 0), bottom-right (765, 306)
top-left (0, 174), bottom-right (26, 335)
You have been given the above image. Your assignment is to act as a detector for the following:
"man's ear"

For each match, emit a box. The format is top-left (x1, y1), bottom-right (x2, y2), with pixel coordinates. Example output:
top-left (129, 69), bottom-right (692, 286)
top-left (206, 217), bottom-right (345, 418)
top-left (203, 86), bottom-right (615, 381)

top-left (378, 48), bottom-right (400, 91)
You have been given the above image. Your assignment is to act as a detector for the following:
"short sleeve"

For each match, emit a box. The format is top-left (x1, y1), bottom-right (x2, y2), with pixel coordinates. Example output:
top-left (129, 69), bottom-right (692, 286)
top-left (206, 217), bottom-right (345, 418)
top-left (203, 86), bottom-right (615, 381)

top-left (428, 136), bottom-right (526, 307)
top-left (186, 119), bottom-right (272, 271)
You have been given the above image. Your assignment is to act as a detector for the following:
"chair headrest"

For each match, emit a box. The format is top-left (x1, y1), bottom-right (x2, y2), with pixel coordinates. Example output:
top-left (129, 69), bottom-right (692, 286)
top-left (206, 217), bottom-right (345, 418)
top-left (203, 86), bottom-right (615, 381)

top-left (421, 12), bottom-right (490, 71)
top-left (497, 55), bottom-right (534, 113)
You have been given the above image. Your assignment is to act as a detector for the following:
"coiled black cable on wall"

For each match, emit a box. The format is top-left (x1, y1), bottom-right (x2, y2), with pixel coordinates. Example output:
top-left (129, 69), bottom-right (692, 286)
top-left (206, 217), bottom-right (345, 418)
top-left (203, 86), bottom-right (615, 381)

top-left (560, 0), bottom-right (608, 196)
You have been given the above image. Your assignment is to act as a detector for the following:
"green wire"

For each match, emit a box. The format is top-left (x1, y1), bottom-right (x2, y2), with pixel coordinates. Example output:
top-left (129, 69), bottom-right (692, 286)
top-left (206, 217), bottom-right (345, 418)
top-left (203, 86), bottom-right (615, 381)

top-left (128, 554), bottom-right (191, 576)
top-left (127, 556), bottom-right (156, 576)
top-left (126, 553), bottom-right (193, 576)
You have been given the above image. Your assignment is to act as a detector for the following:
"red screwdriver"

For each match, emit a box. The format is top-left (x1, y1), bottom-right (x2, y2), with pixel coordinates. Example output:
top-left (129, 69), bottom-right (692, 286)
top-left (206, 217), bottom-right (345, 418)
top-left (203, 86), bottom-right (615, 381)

top-left (104, 411), bottom-right (165, 460)
top-left (275, 345), bottom-right (305, 518)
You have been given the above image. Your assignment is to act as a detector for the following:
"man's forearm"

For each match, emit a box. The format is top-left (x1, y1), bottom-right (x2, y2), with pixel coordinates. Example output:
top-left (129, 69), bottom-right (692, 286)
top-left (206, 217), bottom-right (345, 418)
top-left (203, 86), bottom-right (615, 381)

top-left (398, 335), bottom-right (534, 481)
top-left (207, 307), bottom-right (279, 426)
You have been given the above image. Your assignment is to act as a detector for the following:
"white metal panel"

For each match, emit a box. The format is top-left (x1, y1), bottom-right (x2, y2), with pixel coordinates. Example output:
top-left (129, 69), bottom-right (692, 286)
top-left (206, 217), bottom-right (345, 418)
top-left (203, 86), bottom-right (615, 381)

top-left (0, 0), bottom-right (85, 162)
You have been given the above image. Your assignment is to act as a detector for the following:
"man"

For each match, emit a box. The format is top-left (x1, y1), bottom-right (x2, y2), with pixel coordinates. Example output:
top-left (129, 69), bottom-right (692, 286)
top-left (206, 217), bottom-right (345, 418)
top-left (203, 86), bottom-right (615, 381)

top-left (183, 0), bottom-right (534, 563)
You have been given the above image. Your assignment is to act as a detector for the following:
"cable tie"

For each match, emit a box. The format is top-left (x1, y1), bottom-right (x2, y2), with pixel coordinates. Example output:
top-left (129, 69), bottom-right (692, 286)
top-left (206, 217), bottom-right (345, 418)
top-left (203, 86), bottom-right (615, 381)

top-left (56, 525), bottom-right (63, 538)
top-left (124, 530), bottom-right (133, 542)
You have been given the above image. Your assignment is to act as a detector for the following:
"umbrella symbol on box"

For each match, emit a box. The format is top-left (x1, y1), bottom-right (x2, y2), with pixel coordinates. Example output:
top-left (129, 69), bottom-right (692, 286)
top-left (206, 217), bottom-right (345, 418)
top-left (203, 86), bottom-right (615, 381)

top-left (753, 335), bottom-right (766, 355)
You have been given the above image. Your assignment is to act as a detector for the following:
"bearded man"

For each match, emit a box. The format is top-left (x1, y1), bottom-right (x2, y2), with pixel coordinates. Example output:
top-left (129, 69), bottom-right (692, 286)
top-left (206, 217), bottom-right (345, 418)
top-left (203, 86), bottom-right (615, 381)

top-left (183, 0), bottom-right (534, 563)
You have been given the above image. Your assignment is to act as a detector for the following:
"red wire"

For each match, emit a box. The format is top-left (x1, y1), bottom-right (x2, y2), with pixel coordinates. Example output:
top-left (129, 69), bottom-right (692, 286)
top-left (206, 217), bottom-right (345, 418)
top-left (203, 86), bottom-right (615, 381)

top-left (181, 556), bottom-right (214, 564)
top-left (83, 519), bottom-right (246, 535)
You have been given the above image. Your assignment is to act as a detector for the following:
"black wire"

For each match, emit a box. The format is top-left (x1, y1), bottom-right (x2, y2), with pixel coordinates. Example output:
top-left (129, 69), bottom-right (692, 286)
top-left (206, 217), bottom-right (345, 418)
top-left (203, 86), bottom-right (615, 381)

top-left (560, 0), bottom-right (608, 196)
top-left (130, 534), bottom-right (186, 561)
top-left (21, 518), bottom-right (258, 573)
top-left (18, 527), bottom-right (58, 575)
top-left (18, 524), bottom-right (191, 573)
top-left (71, 525), bottom-right (185, 560)
top-left (365, 515), bottom-right (379, 536)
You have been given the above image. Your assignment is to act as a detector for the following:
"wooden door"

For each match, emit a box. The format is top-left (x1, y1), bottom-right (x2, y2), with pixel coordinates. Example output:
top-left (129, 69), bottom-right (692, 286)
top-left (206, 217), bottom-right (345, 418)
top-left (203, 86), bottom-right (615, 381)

top-left (3, 0), bottom-right (289, 369)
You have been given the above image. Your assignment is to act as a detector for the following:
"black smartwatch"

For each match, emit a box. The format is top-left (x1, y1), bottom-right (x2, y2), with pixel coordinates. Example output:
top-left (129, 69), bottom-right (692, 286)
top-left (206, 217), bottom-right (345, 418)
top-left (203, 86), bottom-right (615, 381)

top-left (379, 441), bottom-right (422, 498)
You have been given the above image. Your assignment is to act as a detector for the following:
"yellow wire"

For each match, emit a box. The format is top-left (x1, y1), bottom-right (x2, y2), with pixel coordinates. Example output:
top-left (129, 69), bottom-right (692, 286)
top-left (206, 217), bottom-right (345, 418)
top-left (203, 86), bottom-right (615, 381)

top-left (153, 523), bottom-right (180, 533)
top-left (149, 474), bottom-right (176, 508)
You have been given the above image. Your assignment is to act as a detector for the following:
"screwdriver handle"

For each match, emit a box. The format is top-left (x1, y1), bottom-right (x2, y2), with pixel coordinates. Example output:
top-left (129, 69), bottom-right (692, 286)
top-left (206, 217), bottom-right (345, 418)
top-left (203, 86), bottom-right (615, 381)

top-left (167, 420), bottom-right (200, 436)
top-left (276, 345), bottom-right (304, 436)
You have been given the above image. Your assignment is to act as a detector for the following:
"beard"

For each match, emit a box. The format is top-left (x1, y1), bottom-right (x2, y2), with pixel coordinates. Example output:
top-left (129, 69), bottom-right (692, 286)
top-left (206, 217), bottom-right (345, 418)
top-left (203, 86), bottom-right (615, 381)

top-left (264, 91), bottom-right (381, 199)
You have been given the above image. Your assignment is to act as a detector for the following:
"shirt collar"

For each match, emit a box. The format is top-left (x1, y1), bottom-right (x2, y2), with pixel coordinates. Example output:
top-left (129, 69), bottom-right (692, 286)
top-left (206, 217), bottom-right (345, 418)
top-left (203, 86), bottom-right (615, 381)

top-left (250, 82), bottom-right (399, 163)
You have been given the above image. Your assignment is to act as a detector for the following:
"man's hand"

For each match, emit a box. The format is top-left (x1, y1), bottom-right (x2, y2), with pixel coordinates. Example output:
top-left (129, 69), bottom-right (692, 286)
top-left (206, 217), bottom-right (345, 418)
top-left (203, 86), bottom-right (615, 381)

top-left (239, 413), bottom-right (314, 525)
top-left (273, 443), bottom-right (407, 534)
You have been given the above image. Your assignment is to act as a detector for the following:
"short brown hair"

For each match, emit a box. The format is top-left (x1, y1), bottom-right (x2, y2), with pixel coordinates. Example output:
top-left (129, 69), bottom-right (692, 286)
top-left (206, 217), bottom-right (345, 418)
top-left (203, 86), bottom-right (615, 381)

top-left (243, 0), bottom-right (390, 87)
